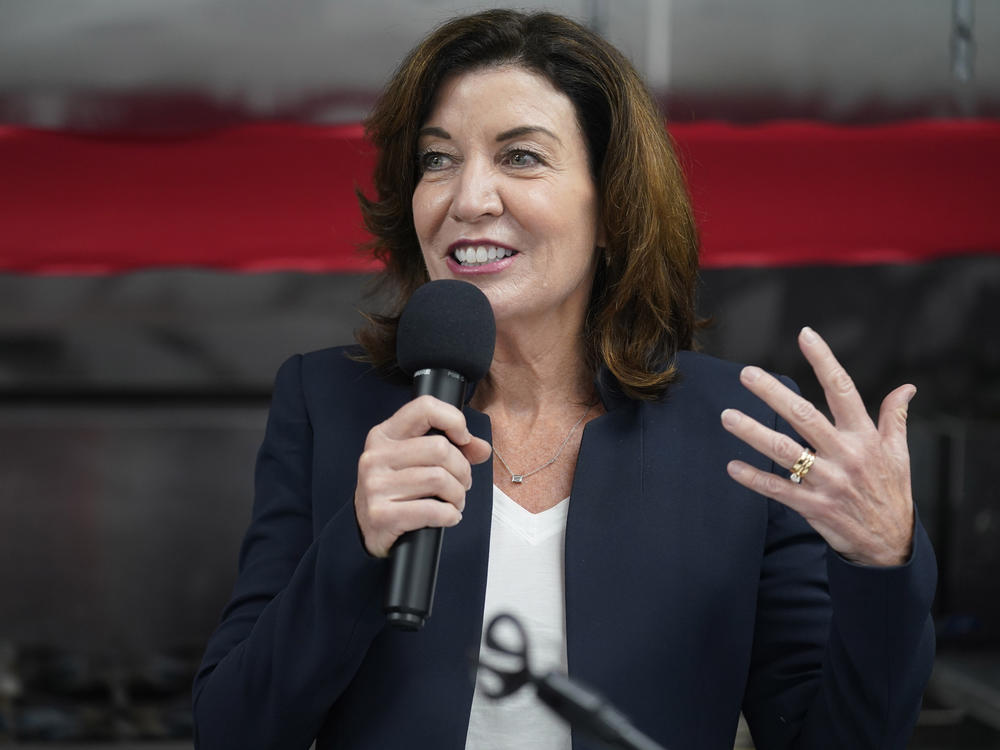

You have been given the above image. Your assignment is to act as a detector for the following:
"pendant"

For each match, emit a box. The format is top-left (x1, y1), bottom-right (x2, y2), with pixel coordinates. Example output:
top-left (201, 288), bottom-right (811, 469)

top-left (511, 475), bottom-right (524, 484)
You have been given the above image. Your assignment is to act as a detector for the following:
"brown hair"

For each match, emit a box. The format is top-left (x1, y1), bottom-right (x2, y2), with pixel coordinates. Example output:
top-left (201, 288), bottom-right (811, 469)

top-left (356, 9), bottom-right (699, 399)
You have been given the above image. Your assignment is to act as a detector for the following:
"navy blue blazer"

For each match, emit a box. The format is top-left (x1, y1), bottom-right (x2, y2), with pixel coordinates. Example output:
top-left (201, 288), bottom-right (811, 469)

top-left (193, 346), bottom-right (936, 749)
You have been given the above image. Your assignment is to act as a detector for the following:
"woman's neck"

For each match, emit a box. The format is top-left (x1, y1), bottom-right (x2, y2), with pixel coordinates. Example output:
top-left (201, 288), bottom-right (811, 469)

top-left (471, 323), bottom-right (595, 420)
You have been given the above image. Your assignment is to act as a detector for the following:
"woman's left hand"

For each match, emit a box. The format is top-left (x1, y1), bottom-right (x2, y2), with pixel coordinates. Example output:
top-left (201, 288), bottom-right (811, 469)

top-left (721, 326), bottom-right (916, 567)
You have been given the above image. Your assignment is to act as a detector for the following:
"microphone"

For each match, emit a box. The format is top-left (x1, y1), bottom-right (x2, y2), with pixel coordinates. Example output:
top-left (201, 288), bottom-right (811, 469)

top-left (386, 279), bottom-right (496, 630)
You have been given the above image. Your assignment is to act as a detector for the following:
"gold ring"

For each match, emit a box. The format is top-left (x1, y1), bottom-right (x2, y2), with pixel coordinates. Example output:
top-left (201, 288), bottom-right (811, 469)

top-left (789, 448), bottom-right (816, 484)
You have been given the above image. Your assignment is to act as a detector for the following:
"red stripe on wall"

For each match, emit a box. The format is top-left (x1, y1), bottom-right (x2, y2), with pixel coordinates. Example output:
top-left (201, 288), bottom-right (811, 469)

top-left (679, 120), bottom-right (1000, 267)
top-left (1, 120), bottom-right (998, 274)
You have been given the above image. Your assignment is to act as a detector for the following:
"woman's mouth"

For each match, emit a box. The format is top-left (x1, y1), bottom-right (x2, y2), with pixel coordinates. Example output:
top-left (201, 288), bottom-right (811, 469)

top-left (452, 245), bottom-right (516, 266)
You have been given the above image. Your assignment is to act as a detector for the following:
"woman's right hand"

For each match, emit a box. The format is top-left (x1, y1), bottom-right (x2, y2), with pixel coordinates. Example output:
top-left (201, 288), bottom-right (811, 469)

top-left (355, 395), bottom-right (493, 557)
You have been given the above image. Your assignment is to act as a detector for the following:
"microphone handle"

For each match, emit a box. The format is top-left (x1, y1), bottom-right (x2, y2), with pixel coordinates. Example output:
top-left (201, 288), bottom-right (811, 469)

top-left (384, 368), bottom-right (468, 630)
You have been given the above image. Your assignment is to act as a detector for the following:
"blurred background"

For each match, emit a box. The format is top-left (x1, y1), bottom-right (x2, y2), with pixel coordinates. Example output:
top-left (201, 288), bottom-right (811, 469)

top-left (1, 1), bottom-right (998, 747)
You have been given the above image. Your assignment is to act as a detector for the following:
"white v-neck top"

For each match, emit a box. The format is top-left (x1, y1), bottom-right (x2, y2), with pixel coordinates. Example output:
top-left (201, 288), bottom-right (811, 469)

top-left (464, 485), bottom-right (572, 749)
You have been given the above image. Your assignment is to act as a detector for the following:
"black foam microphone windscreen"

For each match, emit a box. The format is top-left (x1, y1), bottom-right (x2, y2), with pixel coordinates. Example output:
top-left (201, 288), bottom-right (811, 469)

top-left (386, 279), bottom-right (496, 630)
top-left (395, 279), bottom-right (496, 381)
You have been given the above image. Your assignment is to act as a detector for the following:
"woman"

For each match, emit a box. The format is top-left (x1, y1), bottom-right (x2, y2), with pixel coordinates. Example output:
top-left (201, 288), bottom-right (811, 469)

top-left (193, 10), bottom-right (935, 749)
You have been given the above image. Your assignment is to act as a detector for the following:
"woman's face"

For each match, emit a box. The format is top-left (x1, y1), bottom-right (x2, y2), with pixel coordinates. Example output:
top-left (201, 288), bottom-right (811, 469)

top-left (412, 65), bottom-right (605, 332)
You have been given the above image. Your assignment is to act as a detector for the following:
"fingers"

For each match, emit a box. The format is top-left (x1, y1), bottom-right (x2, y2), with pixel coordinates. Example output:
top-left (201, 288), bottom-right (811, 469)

top-left (359, 494), bottom-right (464, 559)
top-left (356, 452), bottom-right (470, 557)
top-left (370, 497), bottom-right (463, 535)
top-left (738, 365), bottom-right (839, 454)
top-left (381, 434), bottom-right (476, 489)
top-left (725, 459), bottom-right (814, 519)
top-left (462, 434), bottom-right (494, 465)
top-left (722, 406), bottom-right (816, 515)
top-left (721, 408), bottom-right (828, 521)
top-left (726, 329), bottom-right (918, 567)
top-left (359, 450), bottom-right (473, 507)
top-left (721, 408), bottom-right (817, 474)
top-left (381, 394), bottom-right (478, 447)
top-left (739, 327), bottom-right (911, 452)
top-left (797, 326), bottom-right (869, 431)
top-left (877, 384), bottom-right (916, 456)
top-left (355, 395), bottom-right (488, 557)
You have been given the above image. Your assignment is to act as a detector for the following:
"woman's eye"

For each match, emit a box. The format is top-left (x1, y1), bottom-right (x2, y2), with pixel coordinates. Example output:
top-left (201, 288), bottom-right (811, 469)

top-left (419, 151), bottom-right (452, 171)
top-left (505, 150), bottom-right (541, 167)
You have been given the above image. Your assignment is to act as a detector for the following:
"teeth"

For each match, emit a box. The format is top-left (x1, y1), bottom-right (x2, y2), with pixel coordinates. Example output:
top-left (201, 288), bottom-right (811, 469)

top-left (453, 245), bottom-right (513, 266)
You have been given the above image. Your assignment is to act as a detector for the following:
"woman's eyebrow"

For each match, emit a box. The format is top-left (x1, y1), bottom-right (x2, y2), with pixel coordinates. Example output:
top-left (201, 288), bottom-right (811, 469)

top-left (496, 125), bottom-right (561, 144)
top-left (417, 126), bottom-right (451, 139)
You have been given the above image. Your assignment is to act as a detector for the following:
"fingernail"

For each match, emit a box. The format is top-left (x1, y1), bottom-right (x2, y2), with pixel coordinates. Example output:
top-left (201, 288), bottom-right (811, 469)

top-left (721, 409), bottom-right (741, 427)
top-left (801, 326), bottom-right (818, 343)
top-left (905, 385), bottom-right (917, 404)
top-left (741, 366), bottom-right (761, 383)
top-left (727, 461), bottom-right (744, 478)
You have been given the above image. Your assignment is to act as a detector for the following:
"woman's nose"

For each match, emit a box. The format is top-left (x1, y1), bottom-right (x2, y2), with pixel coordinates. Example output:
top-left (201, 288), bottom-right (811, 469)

top-left (449, 158), bottom-right (502, 223)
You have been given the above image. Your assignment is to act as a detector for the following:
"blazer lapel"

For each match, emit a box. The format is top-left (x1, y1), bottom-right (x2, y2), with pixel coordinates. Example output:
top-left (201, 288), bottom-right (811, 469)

top-left (564, 400), bottom-right (646, 684)
top-left (427, 407), bottom-right (494, 738)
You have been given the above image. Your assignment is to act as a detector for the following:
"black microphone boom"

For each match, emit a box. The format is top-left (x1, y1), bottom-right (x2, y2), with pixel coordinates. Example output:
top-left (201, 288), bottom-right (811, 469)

top-left (385, 279), bottom-right (496, 630)
top-left (476, 613), bottom-right (670, 750)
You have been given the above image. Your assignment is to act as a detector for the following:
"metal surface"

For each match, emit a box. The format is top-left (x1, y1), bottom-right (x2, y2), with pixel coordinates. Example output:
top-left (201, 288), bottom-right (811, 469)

top-left (0, 270), bottom-right (374, 395)
top-left (0, 404), bottom-right (263, 652)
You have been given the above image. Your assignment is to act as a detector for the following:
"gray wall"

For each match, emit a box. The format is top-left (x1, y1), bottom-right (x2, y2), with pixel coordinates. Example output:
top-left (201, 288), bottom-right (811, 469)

top-left (1, 0), bottom-right (997, 129)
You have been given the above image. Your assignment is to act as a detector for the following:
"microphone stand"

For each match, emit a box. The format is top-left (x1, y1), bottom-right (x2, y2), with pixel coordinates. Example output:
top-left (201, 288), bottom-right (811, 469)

top-left (476, 613), bottom-right (670, 750)
top-left (534, 671), bottom-right (670, 750)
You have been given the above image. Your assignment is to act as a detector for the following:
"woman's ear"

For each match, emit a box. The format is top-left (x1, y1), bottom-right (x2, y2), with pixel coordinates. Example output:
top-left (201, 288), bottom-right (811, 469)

top-left (596, 221), bottom-right (608, 255)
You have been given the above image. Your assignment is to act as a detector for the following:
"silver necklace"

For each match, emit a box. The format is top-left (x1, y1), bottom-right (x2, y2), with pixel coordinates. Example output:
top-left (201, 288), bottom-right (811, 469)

top-left (492, 403), bottom-right (594, 484)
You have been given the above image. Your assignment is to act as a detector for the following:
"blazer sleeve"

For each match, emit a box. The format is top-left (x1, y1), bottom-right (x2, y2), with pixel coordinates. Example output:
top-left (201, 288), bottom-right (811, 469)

top-left (741, 408), bottom-right (937, 749)
top-left (192, 354), bottom-right (387, 750)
